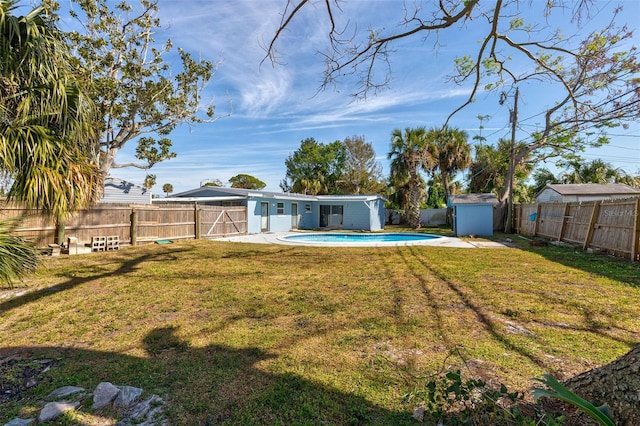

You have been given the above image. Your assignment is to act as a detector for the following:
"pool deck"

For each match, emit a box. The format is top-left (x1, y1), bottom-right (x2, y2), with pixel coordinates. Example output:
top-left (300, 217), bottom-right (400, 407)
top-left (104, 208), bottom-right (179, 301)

top-left (212, 232), bottom-right (512, 248)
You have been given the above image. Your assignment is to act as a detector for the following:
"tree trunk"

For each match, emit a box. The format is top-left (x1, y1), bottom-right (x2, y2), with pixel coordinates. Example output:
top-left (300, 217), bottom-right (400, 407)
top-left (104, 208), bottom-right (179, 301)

top-left (409, 184), bottom-right (422, 229)
top-left (562, 344), bottom-right (640, 426)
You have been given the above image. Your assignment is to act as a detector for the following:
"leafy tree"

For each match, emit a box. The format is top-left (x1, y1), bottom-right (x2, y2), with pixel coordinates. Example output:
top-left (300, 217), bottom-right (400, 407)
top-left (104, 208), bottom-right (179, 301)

top-left (229, 174), bottom-right (266, 190)
top-left (529, 168), bottom-right (561, 198)
top-left (282, 138), bottom-right (346, 195)
top-left (468, 139), bottom-right (533, 204)
top-left (430, 127), bottom-right (471, 202)
top-left (339, 135), bottom-right (384, 195)
top-left (45, 0), bottom-right (222, 177)
top-left (162, 183), bottom-right (173, 196)
top-left (202, 179), bottom-right (224, 187)
top-left (388, 127), bottom-right (436, 229)
top-left (424, 177), bottom-right (447, 209)
top-left (267, 1), bottom-right (639, 232)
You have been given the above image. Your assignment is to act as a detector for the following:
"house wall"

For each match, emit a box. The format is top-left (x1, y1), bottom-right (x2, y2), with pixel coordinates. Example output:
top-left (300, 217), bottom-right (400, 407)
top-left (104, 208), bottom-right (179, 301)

top-left (247, 197), bottom-right (302, 233)
top-left (101, 179), bottom-right (151, 204)
top-left (295, 200), bottom-right (385, 231)
top-left (453, 204), bottom-right (494, 236)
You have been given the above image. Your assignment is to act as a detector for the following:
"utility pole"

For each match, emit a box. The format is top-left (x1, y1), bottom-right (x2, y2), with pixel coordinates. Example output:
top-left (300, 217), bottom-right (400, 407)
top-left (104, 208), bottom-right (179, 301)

top-left (505, 87), bottom-right (519, 233)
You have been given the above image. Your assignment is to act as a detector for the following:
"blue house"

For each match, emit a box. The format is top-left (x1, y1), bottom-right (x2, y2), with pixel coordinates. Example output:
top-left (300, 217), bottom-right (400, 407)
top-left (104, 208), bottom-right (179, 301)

top-left (160, 186), bottom-right (386, 233)
top-left (448, 193), bottom-right (498, 237)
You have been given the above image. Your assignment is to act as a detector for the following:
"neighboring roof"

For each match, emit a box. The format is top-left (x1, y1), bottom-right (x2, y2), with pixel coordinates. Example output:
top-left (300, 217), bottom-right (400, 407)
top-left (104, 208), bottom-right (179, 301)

top-left (448, 193), bottom-right (499, 205)
top-left (169, 186), bottom-right (385, 202)
top-left (539, 183), bottom-right (640, 196)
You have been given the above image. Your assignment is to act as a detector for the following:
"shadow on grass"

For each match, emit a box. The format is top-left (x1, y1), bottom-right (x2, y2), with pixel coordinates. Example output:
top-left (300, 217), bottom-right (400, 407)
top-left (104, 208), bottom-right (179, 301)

top-left (495, 233), bottom-right (640, 289)
top-left (399, 246), bottom-right (556, 375)
top-left (0, 247), bottom-right (194, 315)
top-left (1, 327), bottom-right (415, 425)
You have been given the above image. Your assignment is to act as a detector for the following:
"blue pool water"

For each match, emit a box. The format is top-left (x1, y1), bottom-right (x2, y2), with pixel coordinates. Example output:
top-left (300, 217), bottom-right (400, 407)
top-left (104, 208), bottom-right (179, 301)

top-left (280, 232), bottom-right (443, 244)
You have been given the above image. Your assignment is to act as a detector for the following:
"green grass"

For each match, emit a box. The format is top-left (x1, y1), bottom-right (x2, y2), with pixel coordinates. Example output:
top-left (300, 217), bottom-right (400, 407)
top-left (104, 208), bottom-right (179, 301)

top-left (1, 232), bottom-right (638, 424)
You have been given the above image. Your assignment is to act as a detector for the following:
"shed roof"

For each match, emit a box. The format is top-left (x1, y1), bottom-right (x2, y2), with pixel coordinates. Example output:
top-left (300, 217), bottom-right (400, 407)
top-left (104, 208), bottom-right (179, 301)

top-left (541, 183), bottom-right (640, 196)
top-left (448, 193), bottom-right (499, 205)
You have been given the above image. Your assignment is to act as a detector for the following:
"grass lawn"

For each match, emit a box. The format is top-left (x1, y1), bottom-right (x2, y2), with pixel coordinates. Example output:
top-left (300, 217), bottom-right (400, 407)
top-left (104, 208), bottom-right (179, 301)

top-left (1, 229), bottom-right (639, 424)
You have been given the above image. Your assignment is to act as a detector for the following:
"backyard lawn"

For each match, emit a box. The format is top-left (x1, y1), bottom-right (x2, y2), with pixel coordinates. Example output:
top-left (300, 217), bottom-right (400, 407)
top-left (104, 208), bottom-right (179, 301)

top-left (1, 232), bottom-right (639, 424)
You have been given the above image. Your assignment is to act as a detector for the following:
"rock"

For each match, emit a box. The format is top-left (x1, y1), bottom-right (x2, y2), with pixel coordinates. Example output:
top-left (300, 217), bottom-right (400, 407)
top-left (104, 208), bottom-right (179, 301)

top-left (92, 382), bottom-right (120, 409)
top-left (45, 386), bottom-right (85, 400)
top-left (127, 394), bottom-right (164, 423)
top-left (114, 385), bottom-right (143, 407)
top-left (412, 403), bottom-right (426, 422)
top-left (39, 401), bottom-right (80, 423)
top-left (4, 419), bottom-right (35, 426)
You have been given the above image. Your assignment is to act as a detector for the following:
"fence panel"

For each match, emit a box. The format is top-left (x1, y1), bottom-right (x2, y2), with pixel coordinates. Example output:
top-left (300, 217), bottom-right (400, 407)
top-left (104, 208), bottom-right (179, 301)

top-left (0, 204), bottom-right (55, 246)
top-left (516, 197), bottom-right (640, 261)
top-left (589, 199), bottom-right (637, 256)
top-left (1, 201), bottom-right (247, 247)
top-left (516, 204), bottom-right (537, 235)
top-left (536, 203), bottom-right (567, 240)
top-left (66, 205), bottom-right (132, 244)
top-left (562, 203), bottom-right (593, 244)
top-left (200, 206), bottom-right (247, 238)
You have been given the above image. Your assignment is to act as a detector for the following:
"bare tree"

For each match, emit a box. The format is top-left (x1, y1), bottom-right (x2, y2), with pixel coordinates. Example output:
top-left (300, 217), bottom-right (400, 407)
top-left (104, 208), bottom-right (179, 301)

top-left (266, 1), bottom-right (639, 230)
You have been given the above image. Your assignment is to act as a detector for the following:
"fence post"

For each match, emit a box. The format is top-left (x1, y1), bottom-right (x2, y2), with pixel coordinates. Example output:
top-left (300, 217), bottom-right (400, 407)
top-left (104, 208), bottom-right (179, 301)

top-left (558, 203), bottom-right (571, 241)
top-left (583, 201), bottom-right (600, 250)
top-left (194, 204), bottom-right (201, 240)
top-left (55, 216), bottom-right (66, 246)
top-left (632, 199), bottom-right (640, 262)
top-left (130, 208), bottom-right (138, 246)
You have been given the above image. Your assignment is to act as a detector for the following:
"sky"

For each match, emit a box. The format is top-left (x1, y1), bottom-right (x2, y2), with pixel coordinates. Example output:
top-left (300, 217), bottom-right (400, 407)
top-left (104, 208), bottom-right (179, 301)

top-left (57, 0), bottom-right (640, 195)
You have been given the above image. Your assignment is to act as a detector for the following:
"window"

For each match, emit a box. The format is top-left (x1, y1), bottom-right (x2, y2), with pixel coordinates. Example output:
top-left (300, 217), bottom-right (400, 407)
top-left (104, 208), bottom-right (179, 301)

top-left (305, 204), bottom-right (311, 213)
top-left (277, 202), bottom-right (285, 215)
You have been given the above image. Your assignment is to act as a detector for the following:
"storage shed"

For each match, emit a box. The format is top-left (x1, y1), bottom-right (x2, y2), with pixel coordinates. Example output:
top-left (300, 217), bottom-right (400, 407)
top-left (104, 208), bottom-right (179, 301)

top-left (535, 183), bottom-right (640, 203)
top-left (448, 193), bottom-right (498, 237)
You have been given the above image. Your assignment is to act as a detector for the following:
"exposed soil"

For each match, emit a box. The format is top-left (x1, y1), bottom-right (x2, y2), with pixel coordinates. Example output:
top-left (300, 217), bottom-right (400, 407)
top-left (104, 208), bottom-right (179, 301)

top-left (0, 353), bottom-right (57, 404)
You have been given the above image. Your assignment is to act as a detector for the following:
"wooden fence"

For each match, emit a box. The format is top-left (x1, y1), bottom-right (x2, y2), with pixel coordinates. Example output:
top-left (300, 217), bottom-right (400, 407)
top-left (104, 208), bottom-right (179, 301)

top-left (515, 198), bottom-right (640, 262)
top-left (0, 203), bottom-right (247, 247)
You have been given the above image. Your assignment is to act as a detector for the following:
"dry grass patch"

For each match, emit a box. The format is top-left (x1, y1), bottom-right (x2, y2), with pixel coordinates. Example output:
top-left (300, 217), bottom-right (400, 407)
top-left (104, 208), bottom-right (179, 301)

top-left (1, 236), bottom-right (638, 424)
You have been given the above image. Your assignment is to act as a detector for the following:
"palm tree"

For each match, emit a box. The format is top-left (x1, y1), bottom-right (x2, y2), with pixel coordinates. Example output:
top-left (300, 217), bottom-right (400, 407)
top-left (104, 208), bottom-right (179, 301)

top-left (0, 217), bottom-right (39, 288)
top-left (0, 1), bottom-right (101, 218)
top-left (388, 127), bottom-right (436, 229)
top-left (562, 159), bottom-right (628, 185)
top-left (430, 127), bottom-right (471, 202)
top-left (1, 2), bottom-right (100, 286)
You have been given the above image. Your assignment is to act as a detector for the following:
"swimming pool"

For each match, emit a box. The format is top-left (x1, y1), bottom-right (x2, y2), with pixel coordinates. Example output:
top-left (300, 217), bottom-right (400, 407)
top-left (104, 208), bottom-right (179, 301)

top-left (278, 232), bottom-right (445, 246)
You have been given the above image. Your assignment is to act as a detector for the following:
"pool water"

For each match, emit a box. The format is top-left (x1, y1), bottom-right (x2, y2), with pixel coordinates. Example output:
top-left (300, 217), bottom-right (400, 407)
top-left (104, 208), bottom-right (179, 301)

top-left (280, 232), bottom-right (443, 245)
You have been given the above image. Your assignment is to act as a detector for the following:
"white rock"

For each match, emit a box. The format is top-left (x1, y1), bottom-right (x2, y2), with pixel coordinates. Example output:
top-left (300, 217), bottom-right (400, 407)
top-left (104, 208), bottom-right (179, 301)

top-left (4, 419), bottom-right (35, 426)
top-left (92, 382), bottom-right (120, 409)
top-left (39, 401), bottom-right (80, 423)
top-left (45, 386), bottom-right (85, 400)
top-left (114, 385), bottom-right (143, 407)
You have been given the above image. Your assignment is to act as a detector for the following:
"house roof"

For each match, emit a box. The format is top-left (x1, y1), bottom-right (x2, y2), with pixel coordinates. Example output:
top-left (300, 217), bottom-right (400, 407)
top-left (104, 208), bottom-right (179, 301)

top-left (448, 193), bottom-right (499, 205)
top-left (168, 186), bottom-right (385, 202)
top-left (540, 183), bottom-right (640, 196)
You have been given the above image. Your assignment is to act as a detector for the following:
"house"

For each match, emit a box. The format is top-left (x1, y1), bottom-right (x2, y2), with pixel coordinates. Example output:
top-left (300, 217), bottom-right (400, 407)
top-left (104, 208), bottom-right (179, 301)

top-left (100, 177), bottom-right (151, 204)
top-left (448, 193), bottom-right (498, 237)
top-left (535, 183), bottom-right (640, 203)
top-left (156, 186), bottom-right (386, 233)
